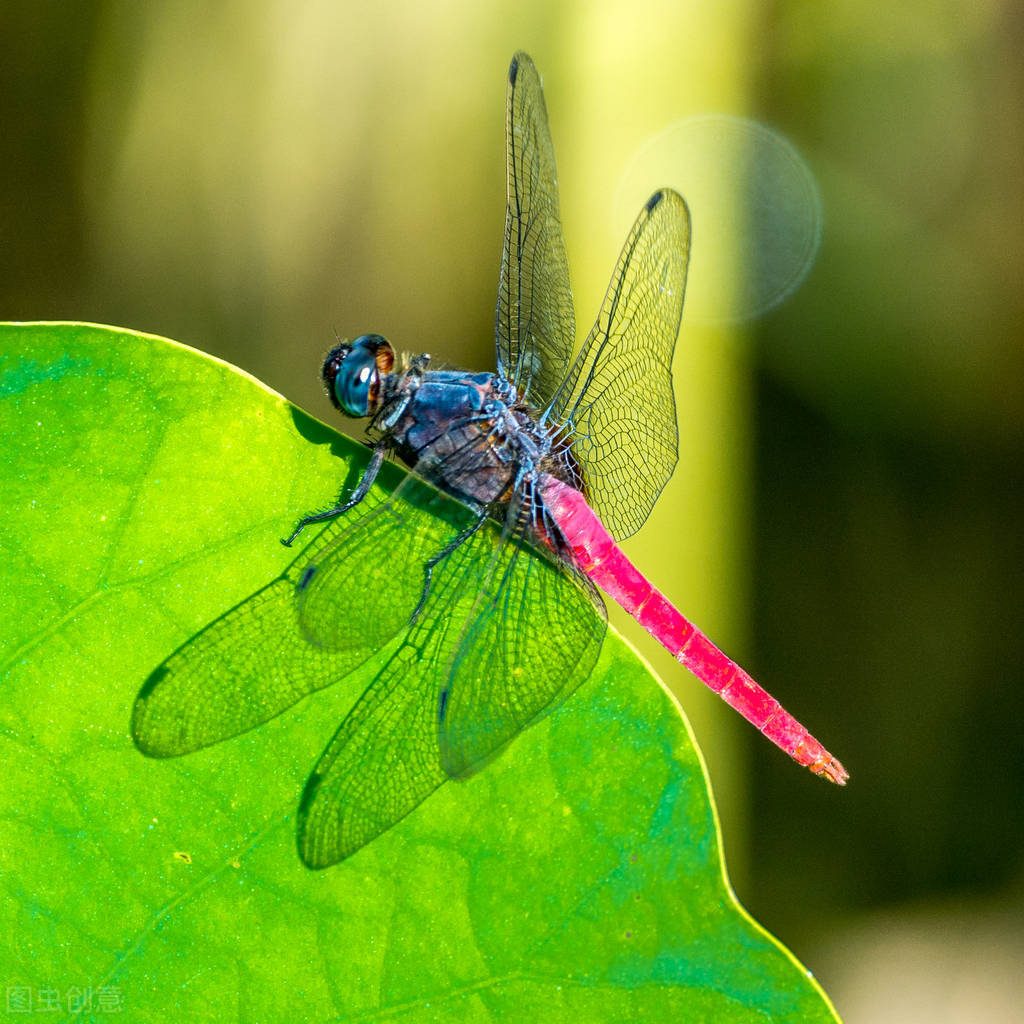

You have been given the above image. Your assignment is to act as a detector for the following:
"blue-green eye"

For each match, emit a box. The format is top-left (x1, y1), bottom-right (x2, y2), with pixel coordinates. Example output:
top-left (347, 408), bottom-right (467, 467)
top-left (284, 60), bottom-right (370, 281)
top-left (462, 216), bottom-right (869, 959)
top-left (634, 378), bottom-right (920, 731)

top-left (322, 334), bottom-right (392, 418)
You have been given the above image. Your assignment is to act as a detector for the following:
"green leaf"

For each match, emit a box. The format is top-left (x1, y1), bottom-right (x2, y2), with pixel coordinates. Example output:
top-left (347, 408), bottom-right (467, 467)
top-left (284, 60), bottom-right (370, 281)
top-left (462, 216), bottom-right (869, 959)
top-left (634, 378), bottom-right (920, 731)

top-left (0, 323), bottom-right (841, 1022)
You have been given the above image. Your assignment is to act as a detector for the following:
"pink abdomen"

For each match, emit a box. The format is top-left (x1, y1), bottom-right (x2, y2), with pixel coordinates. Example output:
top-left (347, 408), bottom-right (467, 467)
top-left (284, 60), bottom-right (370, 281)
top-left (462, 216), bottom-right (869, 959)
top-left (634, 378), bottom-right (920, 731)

top-left (539, 474), bottom-right (847, 784)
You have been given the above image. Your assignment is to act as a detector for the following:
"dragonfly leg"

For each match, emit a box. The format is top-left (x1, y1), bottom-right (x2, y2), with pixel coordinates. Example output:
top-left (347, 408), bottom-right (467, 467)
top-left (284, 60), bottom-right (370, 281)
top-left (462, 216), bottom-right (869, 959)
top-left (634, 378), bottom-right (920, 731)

top-left (281, 441), bottom-right (387, 547)
top-left (410, 513), bottom-right (487, 624)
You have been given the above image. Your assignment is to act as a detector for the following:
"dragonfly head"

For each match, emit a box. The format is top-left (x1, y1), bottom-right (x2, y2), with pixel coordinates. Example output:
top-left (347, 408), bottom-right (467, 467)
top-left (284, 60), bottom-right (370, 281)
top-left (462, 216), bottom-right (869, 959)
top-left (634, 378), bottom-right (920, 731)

top-left (322, 334), bottom-right (395, 418)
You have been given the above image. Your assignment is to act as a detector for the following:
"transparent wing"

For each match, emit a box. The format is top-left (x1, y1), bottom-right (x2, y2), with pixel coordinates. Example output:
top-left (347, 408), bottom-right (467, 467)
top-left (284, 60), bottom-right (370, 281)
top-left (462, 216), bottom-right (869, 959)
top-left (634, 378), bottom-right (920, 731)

top-left (296, 511), bottom-right (606, 868)
top-left (297, 526), bottom-right (488, 867)
top-left (438, 512), bottom-right (607, 779)
top-left (550, 189), bottom-right (691, 540)
top-left (131, 472), bottom-right (471, 758)
top-left (296, 471), bottom-right (475, 651)
top-left (495, 51), bottom-right (576, 409)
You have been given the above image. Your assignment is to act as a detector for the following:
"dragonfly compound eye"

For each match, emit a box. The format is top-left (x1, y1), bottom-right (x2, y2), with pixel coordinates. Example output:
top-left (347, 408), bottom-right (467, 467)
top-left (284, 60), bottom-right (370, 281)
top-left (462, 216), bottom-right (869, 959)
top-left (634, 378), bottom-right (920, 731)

top-left (323, 334), bottom-right (392, 418)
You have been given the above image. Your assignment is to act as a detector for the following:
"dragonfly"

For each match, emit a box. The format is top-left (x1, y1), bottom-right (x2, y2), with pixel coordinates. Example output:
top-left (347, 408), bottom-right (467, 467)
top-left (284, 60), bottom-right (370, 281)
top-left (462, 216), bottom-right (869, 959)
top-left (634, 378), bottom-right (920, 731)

top-left (133, 52), bottom-right (846, 870)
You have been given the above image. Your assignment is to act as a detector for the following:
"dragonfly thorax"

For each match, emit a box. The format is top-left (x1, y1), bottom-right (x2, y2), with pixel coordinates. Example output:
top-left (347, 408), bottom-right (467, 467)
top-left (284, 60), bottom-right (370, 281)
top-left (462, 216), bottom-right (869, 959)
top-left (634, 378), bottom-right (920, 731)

top-left (324, 334), bottom-right (583, 517)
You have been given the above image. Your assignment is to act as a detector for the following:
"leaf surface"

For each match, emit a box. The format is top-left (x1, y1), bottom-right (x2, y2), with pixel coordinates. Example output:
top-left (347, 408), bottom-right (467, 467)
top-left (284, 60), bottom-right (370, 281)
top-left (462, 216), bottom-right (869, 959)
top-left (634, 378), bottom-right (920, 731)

top-left (0, 323), bottom-right (840, 1022)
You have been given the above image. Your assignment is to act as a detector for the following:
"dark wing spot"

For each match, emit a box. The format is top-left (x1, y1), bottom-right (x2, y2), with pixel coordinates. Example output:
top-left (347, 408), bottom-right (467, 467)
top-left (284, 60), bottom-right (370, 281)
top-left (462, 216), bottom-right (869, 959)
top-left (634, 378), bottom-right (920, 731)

top-left (437, 688), bottom-right (449, 723)
top-left (298, 566), bottom-right (317, 590)
top-left (645, 190), bottom-right (665, 212)
top-left (509, 54), bottom-right (520, 86)
top-left (298, 769), bottom-right (323, 815)
top-left (136, 664), bottom-right (168, 701)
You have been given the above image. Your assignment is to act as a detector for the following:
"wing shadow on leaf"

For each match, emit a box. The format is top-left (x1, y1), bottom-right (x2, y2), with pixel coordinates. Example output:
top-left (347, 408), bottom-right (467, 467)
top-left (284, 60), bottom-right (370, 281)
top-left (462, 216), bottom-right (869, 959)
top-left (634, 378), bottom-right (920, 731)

top-left (130, 460), bottom-right (606, 868)
top-left (131, 452), bottom-right (602, 868)
top-left (131, 467), bottom-right (475, 759)
top-left (130, 466), bottom-right (465, 872)
top-left (297, 519), bottom-right (606, 868)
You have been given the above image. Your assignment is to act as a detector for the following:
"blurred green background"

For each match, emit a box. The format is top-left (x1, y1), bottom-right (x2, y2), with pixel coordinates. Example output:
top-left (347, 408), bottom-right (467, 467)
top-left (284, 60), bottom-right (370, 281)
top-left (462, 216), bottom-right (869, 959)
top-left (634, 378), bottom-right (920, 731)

top-left (3, 1), bottom-right (1022, 1020)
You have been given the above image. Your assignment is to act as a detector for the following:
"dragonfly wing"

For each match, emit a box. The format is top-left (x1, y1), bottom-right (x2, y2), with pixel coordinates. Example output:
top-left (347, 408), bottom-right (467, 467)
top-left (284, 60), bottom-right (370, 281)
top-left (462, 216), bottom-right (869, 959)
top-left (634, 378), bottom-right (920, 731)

top-left (296, 644), bottom-right (445, 868)
top-left (437, 506), bottom-right (607, 779)
top-left (133, 572), bottom-right (354, 758)
top-left (132, 472), bottom-right (473, 757)
top-left (296, 471), bottom-right (476, 651)
top-left (297, 520), bottom-right (499, 867)
top-left (495, 51), bottom-right (575, 409)
top-left (552, 189), bottom-right (691, 539)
